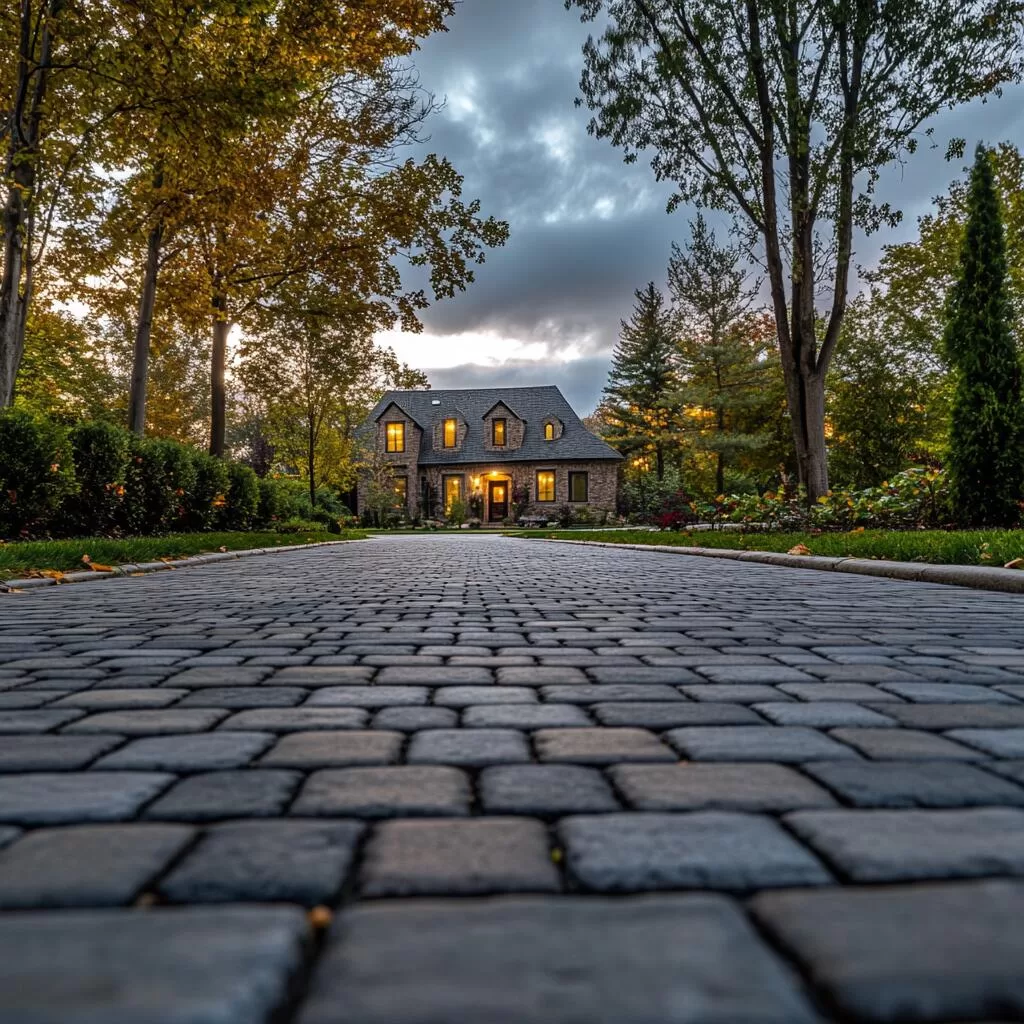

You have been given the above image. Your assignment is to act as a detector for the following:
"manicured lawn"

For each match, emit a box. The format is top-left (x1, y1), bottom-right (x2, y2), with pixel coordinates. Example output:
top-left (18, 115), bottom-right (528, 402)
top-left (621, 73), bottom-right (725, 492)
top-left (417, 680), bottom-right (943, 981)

top-left (509, 528), bottom-right (1024, 567)
top-left (0, 530), bottom-right (365, 580)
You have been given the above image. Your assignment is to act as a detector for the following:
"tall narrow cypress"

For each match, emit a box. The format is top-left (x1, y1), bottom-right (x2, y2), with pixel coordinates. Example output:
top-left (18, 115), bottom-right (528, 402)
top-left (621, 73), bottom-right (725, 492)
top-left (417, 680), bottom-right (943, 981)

top-left (944, 144), bottom-right (1023, 528)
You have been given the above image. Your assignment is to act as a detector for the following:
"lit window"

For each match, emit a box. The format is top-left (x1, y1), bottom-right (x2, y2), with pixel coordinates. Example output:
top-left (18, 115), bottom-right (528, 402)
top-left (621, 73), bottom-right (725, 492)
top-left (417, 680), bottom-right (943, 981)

top-left (544, 422), bottom-right (554, 441)
top-left (393, 476), bottom-right (407, 506)
top-left (569, 471), bottom-right (588, 503)
top-left (385, 422), bottom-right (405, 453)
top-left (492, 418), bottom-right (506, 446)
top-left (536, 470), bottom-right (555, 502)
top-left (444, 474), bottom-right (463, 513)
top-left (443, 418), bottom-right (457, 448)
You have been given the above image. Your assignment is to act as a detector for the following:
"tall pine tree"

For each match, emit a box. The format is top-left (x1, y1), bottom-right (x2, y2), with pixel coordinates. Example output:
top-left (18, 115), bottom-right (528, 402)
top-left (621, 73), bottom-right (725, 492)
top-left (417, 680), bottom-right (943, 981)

top-left (944, 144), bottom-right (1024, 528)
top-left (602, 282), bottom-right (678, 478)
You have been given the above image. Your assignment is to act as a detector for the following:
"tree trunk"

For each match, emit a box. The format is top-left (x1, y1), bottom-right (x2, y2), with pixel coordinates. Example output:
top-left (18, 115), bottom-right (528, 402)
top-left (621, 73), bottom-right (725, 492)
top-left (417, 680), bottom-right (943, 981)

top-left (307, 413), bottom-right (316, 509)
top-left (128, 217), bottom-right (164, 434)
top-left (209, 293), bottom-right (228, 457)
top-left (655, 443), bottom-right (664, 480)
top-left (715, 407), bottom-right (726, 495)
top-left (0, 0), bottom-right (62, 407)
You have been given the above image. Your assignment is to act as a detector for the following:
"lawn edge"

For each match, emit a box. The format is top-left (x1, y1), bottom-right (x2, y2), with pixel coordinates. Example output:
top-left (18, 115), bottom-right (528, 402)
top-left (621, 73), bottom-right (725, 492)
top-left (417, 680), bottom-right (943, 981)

top-left (0, 539), bottom-right (359, 593)
top-left (527, 538), bottom-right (1024, 594)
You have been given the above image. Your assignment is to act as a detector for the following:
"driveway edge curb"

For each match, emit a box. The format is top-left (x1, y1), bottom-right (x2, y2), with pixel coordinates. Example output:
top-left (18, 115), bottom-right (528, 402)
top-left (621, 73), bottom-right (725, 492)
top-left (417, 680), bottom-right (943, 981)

top-left (529, 539), bottom-right (1024, 594)
top-left (0, 540), bottom-right (357, 593)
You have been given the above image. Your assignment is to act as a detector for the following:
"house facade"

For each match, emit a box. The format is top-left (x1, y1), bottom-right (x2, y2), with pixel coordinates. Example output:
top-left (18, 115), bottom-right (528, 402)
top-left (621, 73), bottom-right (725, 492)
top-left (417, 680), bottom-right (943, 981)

top-left (357, 386), bottom-right (622, 522)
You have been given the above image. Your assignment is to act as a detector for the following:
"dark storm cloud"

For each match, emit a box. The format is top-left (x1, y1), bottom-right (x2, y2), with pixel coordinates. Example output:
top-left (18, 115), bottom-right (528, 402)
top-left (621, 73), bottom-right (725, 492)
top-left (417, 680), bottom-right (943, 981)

top-left (398, 0), bottom-right (1024, 410)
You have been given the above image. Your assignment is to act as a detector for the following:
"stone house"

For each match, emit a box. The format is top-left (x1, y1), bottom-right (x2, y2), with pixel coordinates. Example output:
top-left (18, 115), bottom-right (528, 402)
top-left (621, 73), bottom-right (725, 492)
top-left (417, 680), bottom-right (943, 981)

top-left (357, 386), bottom-right (622, 522)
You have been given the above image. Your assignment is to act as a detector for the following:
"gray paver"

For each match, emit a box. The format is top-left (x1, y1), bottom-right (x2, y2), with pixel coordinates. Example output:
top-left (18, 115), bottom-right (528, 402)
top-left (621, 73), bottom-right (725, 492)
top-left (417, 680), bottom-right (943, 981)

top-left (292, 766), bottom-right (472, 818)
top-left (785, 807), bottom-right (1024, 881)
top-left (0, 905), bottom-right (309, 1023)
top-left (534, 727), bottom-right (675, 764)
top-left (611, 763), bottom-right (836, 812)
top-left (666, 726), bottom-right (859, 762)
top-left (0, 735), bottom-right (123, 772)
top-left (751, 880), bottom-right (1024, 1023)
top-left (559, 813), bottom-right (831, 891)
top-left (360, 818), bottom-right (560, 896)
top-left (0, 772), bottom-right (174, 825)
top-left (299, 895), bottom-right (817, 1024)
top-left (143, 770), bottom-right (302, 821)
top-left (406, 728), bottom-right (530, 765)
top-left (0, 709), bottom-right (85, 733)
top-left (63, 709), bottom-right (227, 735)
top-left (752, 702), bottom-right (895, 727)
top-left (478, 765), bottom-right (620, 815)
top-left (829, 726), bottom-right (985, 760)
top-left (218, 708), bottom-right (369, 732)
top-left (160, 819), bottom-right (364, 905)
top-left (804, 759), bottom-right (1024, 808)
top-left (0, 824), bottom-right (193, 908)
top-left (370, 706), bottom-right (458, 731)
top-left (592, 702), bottom-right (761, 727)
top-left (463, 703), bottom-right (591, 728)
top-left (260, 730), bottom-right (403, 768)
top-left (93, 731), bottom-right (275, 771)
top-left (946, 727), bottom-right (1024, 757)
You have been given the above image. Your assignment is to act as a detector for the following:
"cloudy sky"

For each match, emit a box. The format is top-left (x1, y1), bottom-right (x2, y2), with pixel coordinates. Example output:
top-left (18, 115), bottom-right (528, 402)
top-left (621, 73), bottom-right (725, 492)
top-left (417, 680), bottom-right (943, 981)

top-left (377, 0), bottom-right (1024, 414)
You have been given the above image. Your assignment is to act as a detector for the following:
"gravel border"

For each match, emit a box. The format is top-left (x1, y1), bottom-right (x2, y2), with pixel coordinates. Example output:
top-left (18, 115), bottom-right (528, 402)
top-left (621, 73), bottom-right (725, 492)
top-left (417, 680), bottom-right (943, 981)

top-left (531, 539), bottom-right (1024, 595)
top-left (0, 540), bottom-right (357, 593)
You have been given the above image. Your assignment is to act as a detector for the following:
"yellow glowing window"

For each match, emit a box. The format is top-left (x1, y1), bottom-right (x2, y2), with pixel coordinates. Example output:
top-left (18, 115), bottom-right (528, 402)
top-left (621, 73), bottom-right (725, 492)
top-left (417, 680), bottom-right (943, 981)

top-left (569, 471), bottom-right (588, 503)
top-left (536, 470), bottom-right (555, 502)
top-left (444, 475), bottom-right (463, 512)
top-left (393, 476), bottom-right (407, 506)
top-left (492, 418), bottom-right (507, 446)
top-left (443, 418), bottom-right (457, 448)
top-left (385, 422), bottom-right (405, 453)
top-left (544, 422), bottom-right (554, 441)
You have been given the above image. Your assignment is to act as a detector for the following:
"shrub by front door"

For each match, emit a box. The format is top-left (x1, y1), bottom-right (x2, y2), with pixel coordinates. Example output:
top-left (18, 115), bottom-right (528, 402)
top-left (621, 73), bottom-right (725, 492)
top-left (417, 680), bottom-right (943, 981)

top-left (488, 480), bottom-right (508, 521)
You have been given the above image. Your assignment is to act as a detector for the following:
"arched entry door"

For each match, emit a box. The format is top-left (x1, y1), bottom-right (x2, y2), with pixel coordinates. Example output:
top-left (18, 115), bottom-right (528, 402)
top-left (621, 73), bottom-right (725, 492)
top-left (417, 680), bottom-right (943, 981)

top-left (487, 479), bottom-right (509, 522)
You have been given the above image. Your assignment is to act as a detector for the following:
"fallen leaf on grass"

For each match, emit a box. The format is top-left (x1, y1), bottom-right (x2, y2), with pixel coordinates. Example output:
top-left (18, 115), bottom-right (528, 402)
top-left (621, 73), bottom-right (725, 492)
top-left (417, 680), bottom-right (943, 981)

top-left (787, 544), bottom-right (812, 555)
top-left (81, 555), bottom-right (113, 572)
top-left (218, 546), bottom-right (227, 552)
top-left (1005, 558), bottom-right (1024, 570)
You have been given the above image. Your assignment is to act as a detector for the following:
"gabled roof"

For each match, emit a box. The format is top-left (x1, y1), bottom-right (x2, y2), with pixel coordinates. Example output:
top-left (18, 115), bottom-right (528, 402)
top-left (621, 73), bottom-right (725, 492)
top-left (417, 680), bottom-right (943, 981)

top-left (365, 386), bottom-right (622, 464)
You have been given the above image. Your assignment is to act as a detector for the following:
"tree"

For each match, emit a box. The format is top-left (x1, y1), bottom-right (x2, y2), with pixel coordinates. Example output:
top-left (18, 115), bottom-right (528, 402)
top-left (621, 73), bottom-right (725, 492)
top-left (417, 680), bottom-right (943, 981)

top-left (827, 291), bottom-right (949, 488)
top-left (602, 282), bottom-right (679, 478)
top-left (669, 215), bottom-right (784, 494)
top-left (568, 0), bottom-right (1024, 499)
top-left (239, 279), bottom-right (428, 507)
top-left (943, 144), bottom-right (1023, 528)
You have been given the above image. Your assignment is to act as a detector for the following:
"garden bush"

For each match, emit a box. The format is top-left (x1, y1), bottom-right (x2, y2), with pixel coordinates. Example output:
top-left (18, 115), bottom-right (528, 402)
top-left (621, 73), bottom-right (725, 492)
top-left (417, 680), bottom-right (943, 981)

top-left (184, 451), bottom-right (230, 532)
top-left (120, 436), bottom-right (198, 535)
top-left (0, 409), bottom-right (77, 538)
top-left (220, 463), bottom-right (260, 531)
top-left (67, 420), bottom-right (130, 536)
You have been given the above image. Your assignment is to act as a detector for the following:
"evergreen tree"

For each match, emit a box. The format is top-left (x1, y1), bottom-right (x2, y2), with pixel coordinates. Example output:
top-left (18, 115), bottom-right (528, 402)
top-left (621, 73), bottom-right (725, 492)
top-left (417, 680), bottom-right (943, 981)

top-left (944, 144), bottom-right (1024, 528)
top-left (670, 216), bottom-right (786, 495)
top-left (602, 282), bottom-right (678, 478)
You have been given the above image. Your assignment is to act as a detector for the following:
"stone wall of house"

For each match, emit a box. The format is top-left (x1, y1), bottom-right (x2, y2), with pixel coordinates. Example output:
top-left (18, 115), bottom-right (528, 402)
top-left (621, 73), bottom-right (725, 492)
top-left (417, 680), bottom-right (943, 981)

top-left (482, 404), bottom-right (524, 452)
top-left (430, 415), bottom-right (469, 453)
top-left (356, 405), bottom-right (421, 518)
top-left (539, 416), bottom-right (564, 441)
top-left (418, 460), bottom-right (617, 521)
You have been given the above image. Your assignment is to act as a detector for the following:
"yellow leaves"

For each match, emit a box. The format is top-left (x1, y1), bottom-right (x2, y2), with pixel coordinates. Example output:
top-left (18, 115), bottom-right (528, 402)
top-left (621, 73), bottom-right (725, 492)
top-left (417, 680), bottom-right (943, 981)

top-left (307, 906), bottom-right (333, 931)
top-left (1005, 558), bottom-right (1024, 570)
top-left (787, 543), bottom-right (812, 555)
top-left (81, 555), bottom-right (114, 572)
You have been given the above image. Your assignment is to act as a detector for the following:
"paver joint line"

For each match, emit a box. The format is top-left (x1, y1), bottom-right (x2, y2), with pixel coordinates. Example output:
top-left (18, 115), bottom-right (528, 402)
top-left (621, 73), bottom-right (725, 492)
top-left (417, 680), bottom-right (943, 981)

top-left (0, 532), bottom-right (1022, 1024)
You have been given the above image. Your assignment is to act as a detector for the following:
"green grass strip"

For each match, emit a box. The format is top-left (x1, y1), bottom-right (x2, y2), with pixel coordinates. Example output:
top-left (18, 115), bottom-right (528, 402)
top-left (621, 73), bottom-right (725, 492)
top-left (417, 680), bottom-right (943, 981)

top-left (506, 528), bottom-right (1024, 567)
top-left (0, 530), bottom-right (366, 579)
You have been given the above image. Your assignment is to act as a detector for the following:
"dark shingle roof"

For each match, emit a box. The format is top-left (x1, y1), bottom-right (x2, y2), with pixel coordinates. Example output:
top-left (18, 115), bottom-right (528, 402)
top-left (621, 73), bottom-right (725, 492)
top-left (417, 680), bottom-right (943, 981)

top-left (367, 386), bottom-right (622, 465)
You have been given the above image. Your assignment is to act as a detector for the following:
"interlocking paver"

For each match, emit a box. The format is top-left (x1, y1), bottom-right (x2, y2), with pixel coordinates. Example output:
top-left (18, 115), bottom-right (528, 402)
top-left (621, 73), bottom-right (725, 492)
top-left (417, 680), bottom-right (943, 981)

top-left (360, 818), bottom-right (559, 896)
top-left (160, 819), bottom-right (364, 904)
top-left (611, 763), bottom-right (836, 812)
top-left (560, 812), bottom-right (830, 891)
top-left (751, 880), bottom-right (1024, 1023)
top-left (785, 807), bottom-right (1024, 881)
top-left (0, 906), bottom-right (309, 1023)
top-left (300, 895), bottom-right (817, 1024)
top-left (803, 759), bottom-right (1024, 808)
top-left (2, 534), bottom-right (1023, 1021)
top-left (0, 824), bottom-right (193, 908)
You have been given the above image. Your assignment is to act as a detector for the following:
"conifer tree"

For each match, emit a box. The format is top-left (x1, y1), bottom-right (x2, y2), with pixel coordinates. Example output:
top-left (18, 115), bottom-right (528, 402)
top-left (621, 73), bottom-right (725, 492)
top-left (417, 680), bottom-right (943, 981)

top-left (602, 282), bottom-right (678, 478)
top-left (944, 144), bottom-right (1023, 528)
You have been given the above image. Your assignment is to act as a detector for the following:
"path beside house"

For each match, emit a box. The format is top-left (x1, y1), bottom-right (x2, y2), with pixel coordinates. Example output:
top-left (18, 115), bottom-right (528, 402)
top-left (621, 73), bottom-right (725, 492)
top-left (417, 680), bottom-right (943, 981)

top-left (1, 534), bottom-right (1024, 1023)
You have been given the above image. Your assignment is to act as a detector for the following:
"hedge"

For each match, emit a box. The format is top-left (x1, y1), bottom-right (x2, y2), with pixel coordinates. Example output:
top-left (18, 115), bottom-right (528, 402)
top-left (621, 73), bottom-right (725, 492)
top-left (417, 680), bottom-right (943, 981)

top-left (0, 410), bottom-right (349, 540)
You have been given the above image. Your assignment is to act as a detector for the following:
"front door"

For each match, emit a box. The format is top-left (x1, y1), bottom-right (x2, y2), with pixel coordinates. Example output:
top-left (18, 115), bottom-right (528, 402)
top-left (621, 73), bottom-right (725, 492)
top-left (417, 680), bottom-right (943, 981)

top-left (488, 480), bottom-right (509, 521)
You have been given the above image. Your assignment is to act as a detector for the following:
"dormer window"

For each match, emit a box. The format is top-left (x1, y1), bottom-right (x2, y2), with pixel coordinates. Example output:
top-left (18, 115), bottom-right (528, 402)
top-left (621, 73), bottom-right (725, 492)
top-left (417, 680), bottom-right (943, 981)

top-left (386, 422), bottom-right (405, 453)
top-left (492, 418), bottom-right (506, 447)
top-left (443, 418), bottom-right (457, 448)
top-left (544, 422), bottom-right (554, 441)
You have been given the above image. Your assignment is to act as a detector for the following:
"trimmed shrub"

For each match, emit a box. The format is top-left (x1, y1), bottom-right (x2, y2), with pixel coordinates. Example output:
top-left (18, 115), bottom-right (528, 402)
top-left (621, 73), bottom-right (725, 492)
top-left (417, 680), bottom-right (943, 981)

top-left (120, 436), bottom-right (198, 535)
top-left (0, 409), bottom-right (77, 538)
top-left (221, 463), bottom-right (260, 531)
top-left (276, 517), bottom-right (326, 534)
top-left (67, 420), bottom-right (130, 536)
top-left (183, 451), bottom-right (230, 532)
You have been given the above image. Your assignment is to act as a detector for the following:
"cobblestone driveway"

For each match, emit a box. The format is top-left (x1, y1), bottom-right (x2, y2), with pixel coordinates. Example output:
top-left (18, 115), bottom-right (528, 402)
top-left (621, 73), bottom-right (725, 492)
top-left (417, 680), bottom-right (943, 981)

top-left (2, 534), bottom-right (1024, 1023)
